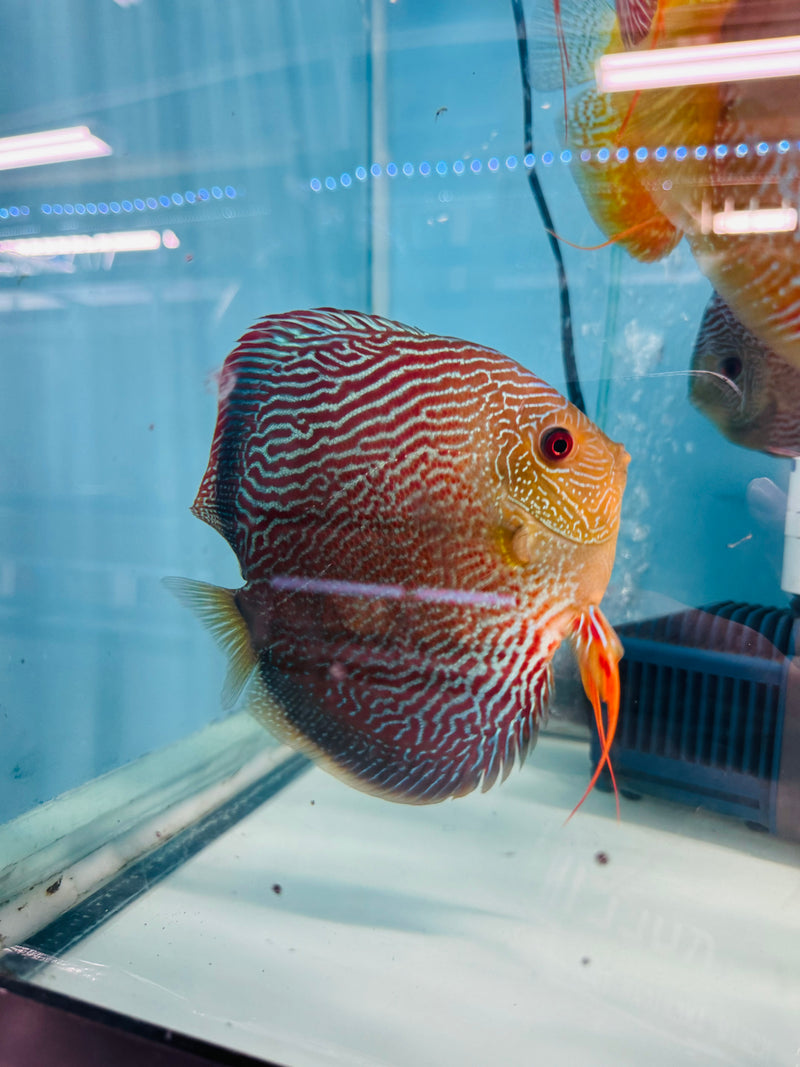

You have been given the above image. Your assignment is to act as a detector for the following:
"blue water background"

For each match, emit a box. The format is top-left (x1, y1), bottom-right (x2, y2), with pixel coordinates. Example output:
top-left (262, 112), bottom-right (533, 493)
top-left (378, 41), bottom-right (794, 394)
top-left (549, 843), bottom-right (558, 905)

top-left (0, 0), bottom-right (787, 822)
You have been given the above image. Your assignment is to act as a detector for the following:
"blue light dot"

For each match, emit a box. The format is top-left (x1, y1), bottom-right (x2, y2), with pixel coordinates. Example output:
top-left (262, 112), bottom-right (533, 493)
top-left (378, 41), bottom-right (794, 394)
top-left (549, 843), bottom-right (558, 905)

top-left (9, 205), bottom-right (21, 217)
top-left (715, 144), bottom-right (728, 158)
top-left (470, 159), bottom-right (481, 172)
top-left (145, 197), bottom-right (157, 209)
top-left (419, 161), bottom-right (431, 175)
top-left (110, 202), bottom-right (120, 213)
top-left (402, 162), bottom-right (414, 176)
top-left (0, 209), bottom-right (7, 219)
top-left (695, 145), bottom-right (708, 159)
top-left (198, 188), bottom-right (210, 200)
top-left (355, 167), bottom-right (367, 180)
top-left (635, 146), bottom-right (648, 161)
top-left (505, 155), bottom-right (517, 169)
top-left (756, 141), bottom-right (769, 155)
top-left (615, 147), bottom-right (628, 162)
top-left (453, 160), bottom-right (465, 174)
top-left (98, 202), bottom-right (109, 214)
top-left (324, 176), bottom-right (336, 190)
top-left (778, 139), bottom-right (790, 153)
top-left (386, 162), bottom-right (398, 176)
top-left (735, 143), bottom-right (748, 157)
top-left (371, 163), bottom-right (382, 177)
top-left (524, 152), bottom-right (535, 167)
top-left (488, 156), bottom-right (499, 171)
top-left (597, 148), bottom-right (610, 162)
top-left (310, 178), bottom-right (322, 192)
top-left (62, 204), bottom-right (73, 215)
top-left (172, 193), bottom-right (184, 205)
top-left (53, 204), bottom-right (63, 215)
top-left (655, 146), bottom-right (668, 161)
top-left (159, 195), bottom-right (170, 207)
top-left (122, 200), bottom-right (133, 212)
top-left (561, 149), bottom-right (573, 163)
top-left (41, 204), bottom-right (52, 214)
top-left (20, 206), bottom-right (29, 216)
top-left (185, 191), bottom-right (196, 204)
top-left (580, 149), bottom-right (592, 162)
top-left (211, 186), bottom-right (223, 199)
top-left (87, 203), bottom-right (98, 214)
top-left (436, 160), bottom-right (447, 174)
top-left (542, 151), bottom-right (554, 165)
top-left (134, 198), bottom-right (145, 210)
top-left (75, 203), bottom-right (86, 214)
top-left (675, 146), bottom-right (687, 160)
top-left (340, 172), bottom-right (352, 187)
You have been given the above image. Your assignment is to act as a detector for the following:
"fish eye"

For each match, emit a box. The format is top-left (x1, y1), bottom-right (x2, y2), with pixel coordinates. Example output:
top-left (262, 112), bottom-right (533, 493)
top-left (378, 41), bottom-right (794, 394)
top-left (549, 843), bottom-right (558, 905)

top-left (539, 426), bottom-right (574, 462)
top-left (719, 356), bottom-right (743, 381)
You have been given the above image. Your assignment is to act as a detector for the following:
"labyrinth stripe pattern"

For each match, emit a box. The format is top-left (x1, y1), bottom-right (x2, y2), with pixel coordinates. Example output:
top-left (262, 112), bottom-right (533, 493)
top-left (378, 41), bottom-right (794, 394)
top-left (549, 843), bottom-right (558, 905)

top-left (182, 308), bottom-right (628, 803)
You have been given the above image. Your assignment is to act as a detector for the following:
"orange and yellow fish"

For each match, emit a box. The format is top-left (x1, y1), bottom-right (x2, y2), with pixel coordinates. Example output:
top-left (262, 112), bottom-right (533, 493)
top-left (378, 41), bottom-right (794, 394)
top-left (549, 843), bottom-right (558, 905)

top-left (167, 309), bottom-right (629, 812)
top-left (546, 0), bottom-right (800, 367)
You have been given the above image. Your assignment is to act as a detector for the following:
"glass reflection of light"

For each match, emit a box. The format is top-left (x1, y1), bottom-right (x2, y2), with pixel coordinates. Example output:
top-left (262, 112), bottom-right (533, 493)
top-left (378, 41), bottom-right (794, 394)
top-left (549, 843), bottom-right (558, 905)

top-left (0, 126), bottom-right (111, 171)
top-left (0, 229), bottom-right (180, 256)
top-left (597, 35), bottom-right (800, 93)
top-left (710, 206), bottom-right (797, 235)
top-left (270, 574), bottom-right (516, 611)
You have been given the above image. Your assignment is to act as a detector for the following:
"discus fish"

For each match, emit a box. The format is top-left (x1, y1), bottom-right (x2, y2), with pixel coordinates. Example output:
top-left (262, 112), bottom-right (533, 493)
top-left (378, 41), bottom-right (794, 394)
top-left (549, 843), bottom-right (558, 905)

top-left (167, 309), bottom-right (629, 810)
top-left (690, 291), bottom-right (800, 457)
top-left (681, 0), bottom-right (800, 368)
top-left (546, 0), bottom-right (800, 367)
top-left (535, 0), bottom-right (735, 262)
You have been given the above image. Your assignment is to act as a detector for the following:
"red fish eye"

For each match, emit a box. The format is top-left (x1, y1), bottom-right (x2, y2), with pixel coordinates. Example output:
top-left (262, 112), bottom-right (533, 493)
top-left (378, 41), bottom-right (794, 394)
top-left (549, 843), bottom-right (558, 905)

top-left (540, 427), bottom-right (573, 461)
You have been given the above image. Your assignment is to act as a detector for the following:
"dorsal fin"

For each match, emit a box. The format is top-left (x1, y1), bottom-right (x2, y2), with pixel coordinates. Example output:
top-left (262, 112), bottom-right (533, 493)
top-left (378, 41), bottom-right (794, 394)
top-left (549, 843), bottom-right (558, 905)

top-left (530, 0), bottom-right (616, 93)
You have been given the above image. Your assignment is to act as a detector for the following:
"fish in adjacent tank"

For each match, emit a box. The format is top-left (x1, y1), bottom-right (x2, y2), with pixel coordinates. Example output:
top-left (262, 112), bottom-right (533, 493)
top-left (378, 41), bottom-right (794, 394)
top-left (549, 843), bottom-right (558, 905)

top-left (541, 0), bottom-right (800, 367)
top-left (690, 291), bottom-right (800, 457)
top-left (166, 309), bottom-right (629, 810)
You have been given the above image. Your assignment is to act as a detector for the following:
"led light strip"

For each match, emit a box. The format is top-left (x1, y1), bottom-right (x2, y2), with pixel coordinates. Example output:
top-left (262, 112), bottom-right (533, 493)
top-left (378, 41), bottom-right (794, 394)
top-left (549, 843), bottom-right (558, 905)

top-left (39, 185), bottom-right (238, 217)
top-left (309, 141), bottom-right (800, 191)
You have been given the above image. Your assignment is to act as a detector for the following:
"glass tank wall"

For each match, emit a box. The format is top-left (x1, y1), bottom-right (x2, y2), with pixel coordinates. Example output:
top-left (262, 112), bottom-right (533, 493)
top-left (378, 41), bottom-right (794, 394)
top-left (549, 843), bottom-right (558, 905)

top-left (1, 2), bottom-right (799, 1065)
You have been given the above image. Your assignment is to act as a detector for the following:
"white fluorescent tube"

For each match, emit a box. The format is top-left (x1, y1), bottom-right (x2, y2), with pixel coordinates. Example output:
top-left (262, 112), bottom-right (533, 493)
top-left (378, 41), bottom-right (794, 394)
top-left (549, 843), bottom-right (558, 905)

top-left (0, 230), bottom-right (178, 256)
top-left (712, 206), bottom-right (798, 234)
top-left (0, 126), bottom-right (112, 171)
top-left (596, 35), bottom-right (800, 92)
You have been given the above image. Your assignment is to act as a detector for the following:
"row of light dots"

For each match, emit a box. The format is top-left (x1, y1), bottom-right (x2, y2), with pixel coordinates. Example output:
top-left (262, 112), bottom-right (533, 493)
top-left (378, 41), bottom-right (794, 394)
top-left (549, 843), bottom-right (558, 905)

top-left (0, 186), bottom-right (238, 222)
top-left (310, 140), bottom-right (799, 191)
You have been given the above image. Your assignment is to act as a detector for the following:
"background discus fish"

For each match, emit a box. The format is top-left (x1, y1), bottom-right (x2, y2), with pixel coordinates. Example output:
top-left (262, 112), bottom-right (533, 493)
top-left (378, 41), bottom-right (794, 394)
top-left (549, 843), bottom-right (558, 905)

top-left (166, 309), bottom-right (629, 809)
top-left (539, 0), bottom-right (800, 368)
top-left (690, 291), bottom-right (800, 457)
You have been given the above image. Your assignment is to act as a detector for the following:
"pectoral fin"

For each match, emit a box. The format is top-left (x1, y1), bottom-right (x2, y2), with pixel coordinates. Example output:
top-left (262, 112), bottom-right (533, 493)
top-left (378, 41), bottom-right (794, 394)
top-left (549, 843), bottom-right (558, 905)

top-left (568, 604), bottom-right (623, 819)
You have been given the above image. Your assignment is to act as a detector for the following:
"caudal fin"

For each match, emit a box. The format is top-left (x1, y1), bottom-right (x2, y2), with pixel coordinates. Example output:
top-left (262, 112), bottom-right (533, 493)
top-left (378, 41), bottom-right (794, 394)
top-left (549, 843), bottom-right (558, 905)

top-left (162, 577), bottom-right (257, 709)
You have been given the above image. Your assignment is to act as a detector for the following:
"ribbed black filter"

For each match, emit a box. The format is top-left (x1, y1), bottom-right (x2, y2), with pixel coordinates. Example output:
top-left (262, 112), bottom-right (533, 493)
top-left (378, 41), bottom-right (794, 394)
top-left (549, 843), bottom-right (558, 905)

top-left (590, 602), bottom-right (800, 831)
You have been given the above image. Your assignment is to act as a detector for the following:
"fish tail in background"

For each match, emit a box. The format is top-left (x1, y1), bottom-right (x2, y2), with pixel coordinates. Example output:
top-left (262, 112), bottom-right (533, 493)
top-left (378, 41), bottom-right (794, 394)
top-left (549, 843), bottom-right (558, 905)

top-left (567, 605), bottom-right (623, 819)
top-left (510, 0), bottom-right (586, 413)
